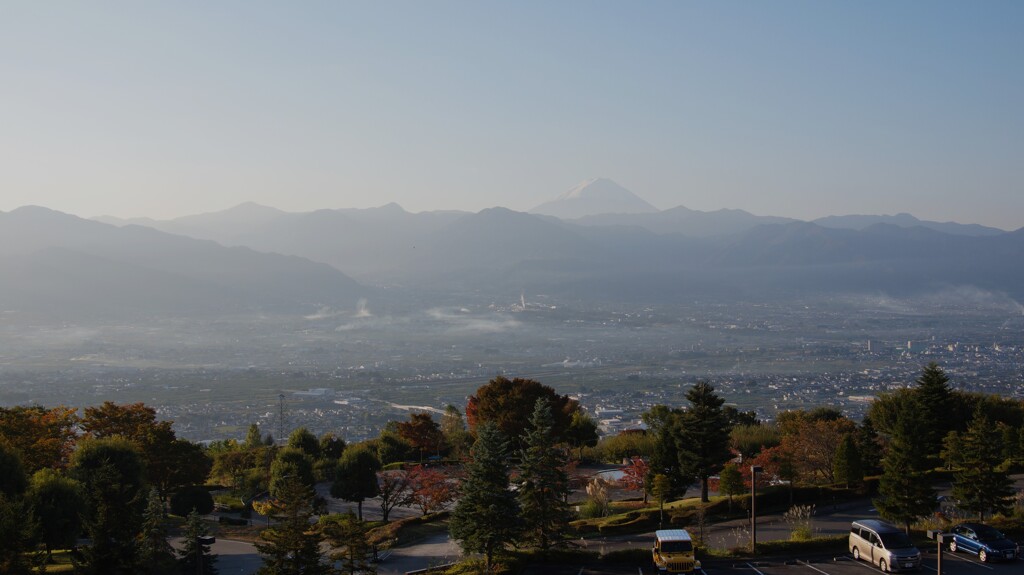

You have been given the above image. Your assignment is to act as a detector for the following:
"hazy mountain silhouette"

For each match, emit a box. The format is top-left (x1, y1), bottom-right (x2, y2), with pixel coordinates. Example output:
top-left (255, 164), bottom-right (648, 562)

top-left (0, 206), bottom-right (364, 317)
top-left (530, 178), bottom-right (658, 219)
top-left (813, 213), bottom-right (1005, 236)
top-left (573, 205), bottom-right (798, 237)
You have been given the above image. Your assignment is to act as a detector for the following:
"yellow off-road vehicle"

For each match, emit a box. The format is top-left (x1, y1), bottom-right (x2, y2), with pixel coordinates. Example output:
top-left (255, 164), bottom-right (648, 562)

top-left (653, 529), bottom-right (700, 573)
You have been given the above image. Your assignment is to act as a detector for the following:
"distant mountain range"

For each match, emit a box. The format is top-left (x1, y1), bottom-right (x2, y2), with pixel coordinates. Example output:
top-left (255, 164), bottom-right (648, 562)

top-left (4, 179), bottom-right (1023, 320)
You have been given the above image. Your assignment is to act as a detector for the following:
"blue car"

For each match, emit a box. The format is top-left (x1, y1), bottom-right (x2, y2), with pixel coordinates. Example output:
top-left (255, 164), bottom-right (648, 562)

top-left (947, 523), bottom-right (1019, 562)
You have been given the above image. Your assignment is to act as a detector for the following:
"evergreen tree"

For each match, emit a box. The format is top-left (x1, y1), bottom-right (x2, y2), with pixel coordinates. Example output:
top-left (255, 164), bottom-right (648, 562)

top-left (331, 446), bottom-right (381, 520)
top-left (874, 404), bottom-right (934, 533)
top-left (255, 478), bottom-right (329, 575)
top-left (649, 412), bottom-right (690, 499)
top-left (321, 512), bottom-right (376, 575)
top-left (951, 410), bottom-right (1014, 521)
top-left (137, 489), bottom-right (176, 575)
top-left (517, 399), bottom-right (570, 551)
top-left (71, 438), bottom-right (147, 575)
top-left (179, 509), bottom-right (218, 575)
top-left (855, 415), bottom-right (884, 476)
top-left (675, 382), bottom-right (733, 502)
top-left (833, 433), bottom-right (864, 488)
top-left (914, 363), bottom-right (955, 459)
top-left (717, 463), bottom-right (744, 511)
top-left (449, 422), bottom-right (520, 572)
top-left (245, 423), bottom-right (264, 449)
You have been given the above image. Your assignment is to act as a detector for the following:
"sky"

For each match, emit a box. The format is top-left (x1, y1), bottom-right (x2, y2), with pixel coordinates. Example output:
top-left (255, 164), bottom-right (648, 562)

top-left (1, 1), bottom-right (1022, 229)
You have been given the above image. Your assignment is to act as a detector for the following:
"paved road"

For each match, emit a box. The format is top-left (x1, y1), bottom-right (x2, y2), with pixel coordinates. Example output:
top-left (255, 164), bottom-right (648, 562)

top-left (171, 536), bottom-right (262, 575)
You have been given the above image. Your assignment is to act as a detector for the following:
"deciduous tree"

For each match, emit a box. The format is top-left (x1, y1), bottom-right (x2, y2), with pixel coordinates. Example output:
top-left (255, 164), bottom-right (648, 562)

top-left (465, 376), bottom-right (578, 444)
top-left (331, 445), bottom-right (381, 520)
top-left (376, 470), bottom-right (412, 523)
top-left (718, 463), bottom-right (745, 511)
top-left (407, 465), bottom-right (457, 516)
top-left (27, 469), bottom-right (83, 562)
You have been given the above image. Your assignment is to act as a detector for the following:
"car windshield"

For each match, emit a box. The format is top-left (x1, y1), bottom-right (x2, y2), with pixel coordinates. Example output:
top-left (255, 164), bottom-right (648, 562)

top-left (974, 526), bottom-right (1003, 541)
top-left (661, 541), bottom-right (693, 553)
top-left (879, 532), bottom-right (914, 549)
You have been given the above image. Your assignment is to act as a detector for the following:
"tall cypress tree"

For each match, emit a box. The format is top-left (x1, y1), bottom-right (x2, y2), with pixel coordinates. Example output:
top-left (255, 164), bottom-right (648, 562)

top-left (517, 399), bottom-right (570, 552)
top-left (675, 382), bottom-right (733, 502)
top-left (914, 363), bottom-right (954, 459)
top-left (833, 433), bottom-right (863, 489)
top-left (951, 410), bottom-right (1014, 521)
top-left (449, 422), bottom-right (520, 572)
top-left (874, 403), bottom-right (934, 534)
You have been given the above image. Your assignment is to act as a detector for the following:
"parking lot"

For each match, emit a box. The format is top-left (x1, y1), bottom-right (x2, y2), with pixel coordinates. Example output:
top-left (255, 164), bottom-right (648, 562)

top-left (525, 549), bottom-right (1020, 575)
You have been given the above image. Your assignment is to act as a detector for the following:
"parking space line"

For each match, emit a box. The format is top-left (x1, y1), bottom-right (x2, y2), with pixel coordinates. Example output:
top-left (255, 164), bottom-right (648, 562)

top-left (841, 555), bottom-right (889, 574)
top-left (943, 553), bottom-right (995, 570)
top-left (746, 563), bottom-right (766, 575)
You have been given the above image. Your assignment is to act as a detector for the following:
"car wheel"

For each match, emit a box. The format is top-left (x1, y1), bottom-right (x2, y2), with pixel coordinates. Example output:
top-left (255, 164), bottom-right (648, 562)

top-left (979, 549), bottom-right (988, 562)
top-left (853, 547), bottom-right (860, 560)
top-left (949, 540), bottom-right (957, 553)
top-left (879, 559), bottom-right (887, 572)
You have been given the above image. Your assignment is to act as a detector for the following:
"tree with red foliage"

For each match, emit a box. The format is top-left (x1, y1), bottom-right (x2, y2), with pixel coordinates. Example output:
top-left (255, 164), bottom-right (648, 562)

top-left (397, 412), bottom-right (445, 462)
top-left (376, 470), bottom-right (413, 523)
top-left (465, 376), bottom-right (579, 445)
top-left (620, 456), bottom-right (650, 503)
top-left (406, 465), bottom-right (457, 516)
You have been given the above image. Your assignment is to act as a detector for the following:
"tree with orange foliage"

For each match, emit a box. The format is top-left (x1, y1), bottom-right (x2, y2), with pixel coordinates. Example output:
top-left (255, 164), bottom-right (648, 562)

top-left (0, 405), bottom-right (78, 472)
top-left (465, 376), bottom-right (578, 445)
top-left (407, 465), bottom-right (457, 516)
top-left (397, 412), bottom-right (445, 462)
top-left (620, 456), bottom-right (650, 503)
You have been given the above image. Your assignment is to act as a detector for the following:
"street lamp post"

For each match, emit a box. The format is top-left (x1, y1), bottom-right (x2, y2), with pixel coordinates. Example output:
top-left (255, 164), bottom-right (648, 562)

top-left (750, 465), bottom-right (762, 552)
top-left (196, 535), bottom-right (216, 575)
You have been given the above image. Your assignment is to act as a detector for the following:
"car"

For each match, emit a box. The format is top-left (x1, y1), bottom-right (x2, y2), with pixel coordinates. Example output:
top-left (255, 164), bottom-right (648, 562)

top-left (652, 529), bottom-right (700, 573)
top-left (850, 519), bottom-right (921, 572)
top-left (946, 522), bottom-right (1019, 562)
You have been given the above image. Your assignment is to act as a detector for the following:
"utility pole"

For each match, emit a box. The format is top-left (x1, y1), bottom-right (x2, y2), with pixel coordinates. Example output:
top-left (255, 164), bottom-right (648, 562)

top-left (750, 465), bottom-right (762, 552)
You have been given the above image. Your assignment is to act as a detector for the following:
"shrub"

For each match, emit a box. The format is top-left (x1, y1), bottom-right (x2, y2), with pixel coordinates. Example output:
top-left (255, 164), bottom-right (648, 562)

top-left (171, 486), bottom-right (214, 516)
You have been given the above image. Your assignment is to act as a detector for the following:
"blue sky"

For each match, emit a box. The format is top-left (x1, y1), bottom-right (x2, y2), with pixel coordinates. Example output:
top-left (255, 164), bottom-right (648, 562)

top-left (1, 1), bottom-right (1021, 228)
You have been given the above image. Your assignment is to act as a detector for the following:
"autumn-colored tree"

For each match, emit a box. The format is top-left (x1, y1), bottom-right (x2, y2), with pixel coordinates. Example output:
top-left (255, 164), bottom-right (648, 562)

top-left (397, 413), bottom-right (445, 462)
top-left (0, 405), bottom-right (79, 473)
top-left (376, 470), bottom-right (413, 522)
top-left (407, 465), bottom-right (457, 516)
top-left (620, 456), bottom-right (650, 503)
top-left (777, 411), bottom-right (856, 484)
top-left (465, 376), bottom-right (578, 444)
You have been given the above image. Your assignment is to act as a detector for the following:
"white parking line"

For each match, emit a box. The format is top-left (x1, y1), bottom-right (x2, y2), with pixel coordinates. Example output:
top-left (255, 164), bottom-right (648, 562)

top-left (745, 563), bottom-right (766, 575)
top-left (943, 552), bottom-right (995, 570)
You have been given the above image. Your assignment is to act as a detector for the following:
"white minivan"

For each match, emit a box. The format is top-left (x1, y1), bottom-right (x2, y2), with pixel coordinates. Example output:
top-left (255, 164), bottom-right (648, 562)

top-left (849, 519), bottom-right (921, 572)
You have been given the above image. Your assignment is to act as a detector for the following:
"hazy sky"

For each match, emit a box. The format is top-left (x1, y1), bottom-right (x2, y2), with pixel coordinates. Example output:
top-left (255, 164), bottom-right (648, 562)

top-left (2, 1), bottom-right (1022, 228)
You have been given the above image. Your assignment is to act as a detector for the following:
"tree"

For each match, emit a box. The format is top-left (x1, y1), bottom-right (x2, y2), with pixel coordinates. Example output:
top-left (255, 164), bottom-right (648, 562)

top-left (179, 509), bottom-right (219, 575)
top-left (375, 432), bottom-right (413, 466)
top-left (833, 434), bottom-right (864, 489)
top-left (620, 456), bottom-right (650, 503)
top-left (855, 416), bottom-right (884, 476)
top-left (914, 363), bottom-right (956, 459)
top-left (171, 485), bottom-right (215, 516)
top-left (643, 405), bottom-right (683, 437)
top-left (565, 411), bottom-right (600, 461)
top-left (149, 437), bottom-right (213, 507)
top-left (27, 469), bottom-right (83, 562)
top-left (287, 427), bottom-right (321, 460)
top-left (0, 441), bottom-right (29, 497)
top-left (397, 412), bottom-right (445, 462)
top-left (441, 404), bottom-right (473, 459)
top-left (137, 489), bottom-right (177, 575)
top-left (652, 474), bottom-right (671, 529)
top-left (517, 399), bottom-right (570, 551)
top-left (778, 410), bottom-right (857, 484)
top-left (465, 376), bottom-right (579, 444)
top-left (676, 382), bottom-right (733, 502)
top-left (407, 465), bottom-right (457, 516)
top-left (331, 445), bottom-right (381, 520)
top-left (0, 491), bottom-right (41, 575)
top-left (0, 405), bottom-right (79, 473)
top-left (649, 412), bottom-right (690, 499)
top-left (255, 478), bottom-right (329, 575)
top-left (449, 422), bottom-right (520, 572)
top-left (244, 423), bottom-right (264, 449)
top-left (71, 437), bottom-right (147, 575)
top-left (951, 410), bottom-right (1014, 521)
top-left (718, 463), bottom-right (745, 511)
top-left (376, 470), bottom-right (413, 523)
top-left (318, 433), bottom-right (346, 460)
top-left (874, 404), bottom-right (935, 534)
top-left (321, 512), bottom-right (376, 575)
top-left (270, 447), bottom-right (316, 498)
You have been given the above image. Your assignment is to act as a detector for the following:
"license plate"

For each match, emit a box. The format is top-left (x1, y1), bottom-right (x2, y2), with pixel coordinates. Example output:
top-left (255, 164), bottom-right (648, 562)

top-left (904, 563), bottom-right (913, 568)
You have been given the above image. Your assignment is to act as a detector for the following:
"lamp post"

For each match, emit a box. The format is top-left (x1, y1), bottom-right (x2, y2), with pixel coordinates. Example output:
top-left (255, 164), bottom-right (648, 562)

top-left (750, 465), bottom-right (762, 552)
top-left (196, 535), bottom-right (216, 575)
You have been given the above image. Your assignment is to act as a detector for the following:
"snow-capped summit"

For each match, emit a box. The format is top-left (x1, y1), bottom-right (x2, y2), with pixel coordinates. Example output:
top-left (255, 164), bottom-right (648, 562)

top-left (529, 178), bottom-right (658, 220)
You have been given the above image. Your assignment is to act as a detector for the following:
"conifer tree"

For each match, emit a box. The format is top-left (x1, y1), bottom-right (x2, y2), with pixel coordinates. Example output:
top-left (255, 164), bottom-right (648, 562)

top-left (675, 382), bottom-right (733, 502)
top-left (951, 411), bottom-right (1014, 521)
top-left (833, 433), bottom-right (864, 488)
top-left (179, 509), bottom-right (218, 575)
top-left (874, 403), bottom-right (934, 533)
top-left (137, 489), bottom-right (176, 575)
top-left (449, 422), bottom-right (520, 572)
top-left (518, 399), bottom-right (570, 551)
top-left (255, 477), bottom-right (329, 575)
top-left (855, 415), bottom-right (884, 476)
top-left (914, 363), bottom-right (954, 459)
top-left (321, 512), bottom-right (376, 575)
